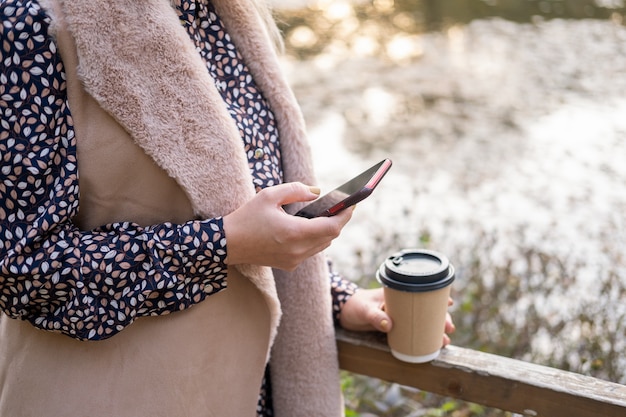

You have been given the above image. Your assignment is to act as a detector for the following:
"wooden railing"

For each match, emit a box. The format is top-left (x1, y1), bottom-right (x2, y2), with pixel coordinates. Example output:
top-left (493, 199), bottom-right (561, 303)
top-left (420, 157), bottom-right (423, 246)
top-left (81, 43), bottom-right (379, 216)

top-left (336, 328), bottom-right (626, 417)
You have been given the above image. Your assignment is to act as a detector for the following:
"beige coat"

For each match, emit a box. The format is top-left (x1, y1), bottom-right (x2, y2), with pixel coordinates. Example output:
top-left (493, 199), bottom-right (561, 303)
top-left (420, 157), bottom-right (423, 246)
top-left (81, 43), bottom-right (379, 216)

top-left (0, 0), bottom-right (344, 416)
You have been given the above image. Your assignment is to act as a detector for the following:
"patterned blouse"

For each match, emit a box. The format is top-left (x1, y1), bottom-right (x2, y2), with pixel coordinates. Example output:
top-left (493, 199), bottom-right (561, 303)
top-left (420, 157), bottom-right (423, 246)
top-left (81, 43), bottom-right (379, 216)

top-left (0, 0), bottom-right (357, 415)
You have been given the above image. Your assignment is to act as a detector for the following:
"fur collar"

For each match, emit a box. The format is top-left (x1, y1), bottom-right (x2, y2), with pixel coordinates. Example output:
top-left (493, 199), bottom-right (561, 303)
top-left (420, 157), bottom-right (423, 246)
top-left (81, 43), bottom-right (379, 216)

top-left (53, 0), bottom-right (256, 218)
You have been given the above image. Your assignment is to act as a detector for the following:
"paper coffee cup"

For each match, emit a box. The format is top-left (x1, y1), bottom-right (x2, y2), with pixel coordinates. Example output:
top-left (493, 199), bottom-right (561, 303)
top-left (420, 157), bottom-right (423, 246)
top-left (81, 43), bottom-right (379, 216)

top-left (376, 249), bottom-right (455, 363)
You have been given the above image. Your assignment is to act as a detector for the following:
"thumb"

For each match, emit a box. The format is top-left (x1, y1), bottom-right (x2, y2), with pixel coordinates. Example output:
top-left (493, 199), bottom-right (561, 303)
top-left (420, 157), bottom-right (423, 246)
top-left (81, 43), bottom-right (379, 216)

top-left (370, 309), bottom-right (393, 333)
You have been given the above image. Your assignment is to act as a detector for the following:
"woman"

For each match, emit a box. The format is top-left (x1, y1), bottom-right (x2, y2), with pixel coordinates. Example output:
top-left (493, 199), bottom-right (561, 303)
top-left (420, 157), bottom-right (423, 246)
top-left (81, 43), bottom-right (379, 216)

top-left (0, 0), bottom-right (454, 416)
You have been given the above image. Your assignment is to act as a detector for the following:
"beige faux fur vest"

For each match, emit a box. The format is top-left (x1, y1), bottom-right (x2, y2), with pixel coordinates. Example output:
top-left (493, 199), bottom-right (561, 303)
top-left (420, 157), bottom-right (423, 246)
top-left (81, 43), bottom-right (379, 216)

top-left (0, 0), bottom-right (343, 416)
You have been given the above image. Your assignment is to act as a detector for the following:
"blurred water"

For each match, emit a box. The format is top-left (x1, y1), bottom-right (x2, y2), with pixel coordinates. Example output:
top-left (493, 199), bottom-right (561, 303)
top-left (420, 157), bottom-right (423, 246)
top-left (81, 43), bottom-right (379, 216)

top-left (273, 3), bottom-right (626, 309)
top-left (272, 0), bottom-right (626, 382)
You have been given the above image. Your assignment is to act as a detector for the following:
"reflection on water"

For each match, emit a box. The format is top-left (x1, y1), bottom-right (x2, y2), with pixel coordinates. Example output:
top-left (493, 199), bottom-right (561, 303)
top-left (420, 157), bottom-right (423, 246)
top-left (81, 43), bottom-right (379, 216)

top-left (397, 0), bottom-right (625, 29)
top-left (273, 0), bottom-right (625, 58)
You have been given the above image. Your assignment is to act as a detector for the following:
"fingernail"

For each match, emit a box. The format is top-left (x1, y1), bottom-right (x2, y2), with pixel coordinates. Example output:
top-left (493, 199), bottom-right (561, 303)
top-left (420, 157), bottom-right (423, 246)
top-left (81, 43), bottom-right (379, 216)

top-left (308, 186), bottom-right (321, 195)
top-left (380, 319), bottom-right (389, 332)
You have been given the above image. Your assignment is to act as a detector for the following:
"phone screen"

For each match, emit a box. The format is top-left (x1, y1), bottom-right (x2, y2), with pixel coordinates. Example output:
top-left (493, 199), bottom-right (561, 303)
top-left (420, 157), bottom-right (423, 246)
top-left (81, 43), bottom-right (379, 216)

top-left (295, 159), bottom-right (392, 218)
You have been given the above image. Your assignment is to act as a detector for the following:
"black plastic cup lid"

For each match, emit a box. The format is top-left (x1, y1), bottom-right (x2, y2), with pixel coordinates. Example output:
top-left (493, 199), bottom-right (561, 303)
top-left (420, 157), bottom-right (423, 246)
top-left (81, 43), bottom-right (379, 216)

top-left (376, 249), bottom-right (455, 292)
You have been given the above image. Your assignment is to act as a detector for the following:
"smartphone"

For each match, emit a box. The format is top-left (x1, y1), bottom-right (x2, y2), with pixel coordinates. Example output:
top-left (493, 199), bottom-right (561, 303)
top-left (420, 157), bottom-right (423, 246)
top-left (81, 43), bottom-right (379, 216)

top-left (295, 158), bottom-right (392, 218)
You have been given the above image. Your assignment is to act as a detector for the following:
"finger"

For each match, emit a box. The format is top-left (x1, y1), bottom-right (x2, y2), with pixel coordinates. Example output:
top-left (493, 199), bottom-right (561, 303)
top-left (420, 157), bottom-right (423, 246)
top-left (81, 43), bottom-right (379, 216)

top-left (300, 241), bottom-right (333, 261)
top-left (445, 322), bottom-right (456, 334)
top-left (267, 182), bottom-right (320, 206)
top-left (357, 292), bottom-right (392, 333)
top-left (444, 313), bottom-right (456, 333)
top-left (333, 205), bottom-right (355, 225)
top-left (300, 206), bottom-right (354, 242)
top-left (370, 308), bottom-right (392, 333)
top-left (378, 316), bottom-right (392, 333)
top-left (308, 205), bottom-right (355, 234)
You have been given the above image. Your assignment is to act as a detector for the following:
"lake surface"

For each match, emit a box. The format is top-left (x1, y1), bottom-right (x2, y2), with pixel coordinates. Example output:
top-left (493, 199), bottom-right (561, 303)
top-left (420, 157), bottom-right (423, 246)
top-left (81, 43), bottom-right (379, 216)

top-left (271, 2), bottom-right (626, 358)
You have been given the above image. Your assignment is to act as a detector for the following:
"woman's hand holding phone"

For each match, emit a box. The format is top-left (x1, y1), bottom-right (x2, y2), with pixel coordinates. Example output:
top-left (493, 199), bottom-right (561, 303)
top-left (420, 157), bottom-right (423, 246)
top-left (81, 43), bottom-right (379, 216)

top-left (222, 182), bottom-right (354, 271)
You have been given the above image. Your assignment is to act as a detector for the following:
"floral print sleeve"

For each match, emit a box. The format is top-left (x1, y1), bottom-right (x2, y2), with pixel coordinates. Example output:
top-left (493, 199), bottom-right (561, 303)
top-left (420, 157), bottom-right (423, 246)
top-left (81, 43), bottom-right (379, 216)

top-left (0, 0), bottom-right (229, 341)
top-left (328, 259), bottom-right (358, 326)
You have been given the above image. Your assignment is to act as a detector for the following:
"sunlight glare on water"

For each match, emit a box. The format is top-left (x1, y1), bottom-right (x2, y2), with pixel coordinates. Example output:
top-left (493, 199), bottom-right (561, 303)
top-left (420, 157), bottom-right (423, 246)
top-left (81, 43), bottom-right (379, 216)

top-left (274, 1), bottom-right (626, 304)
